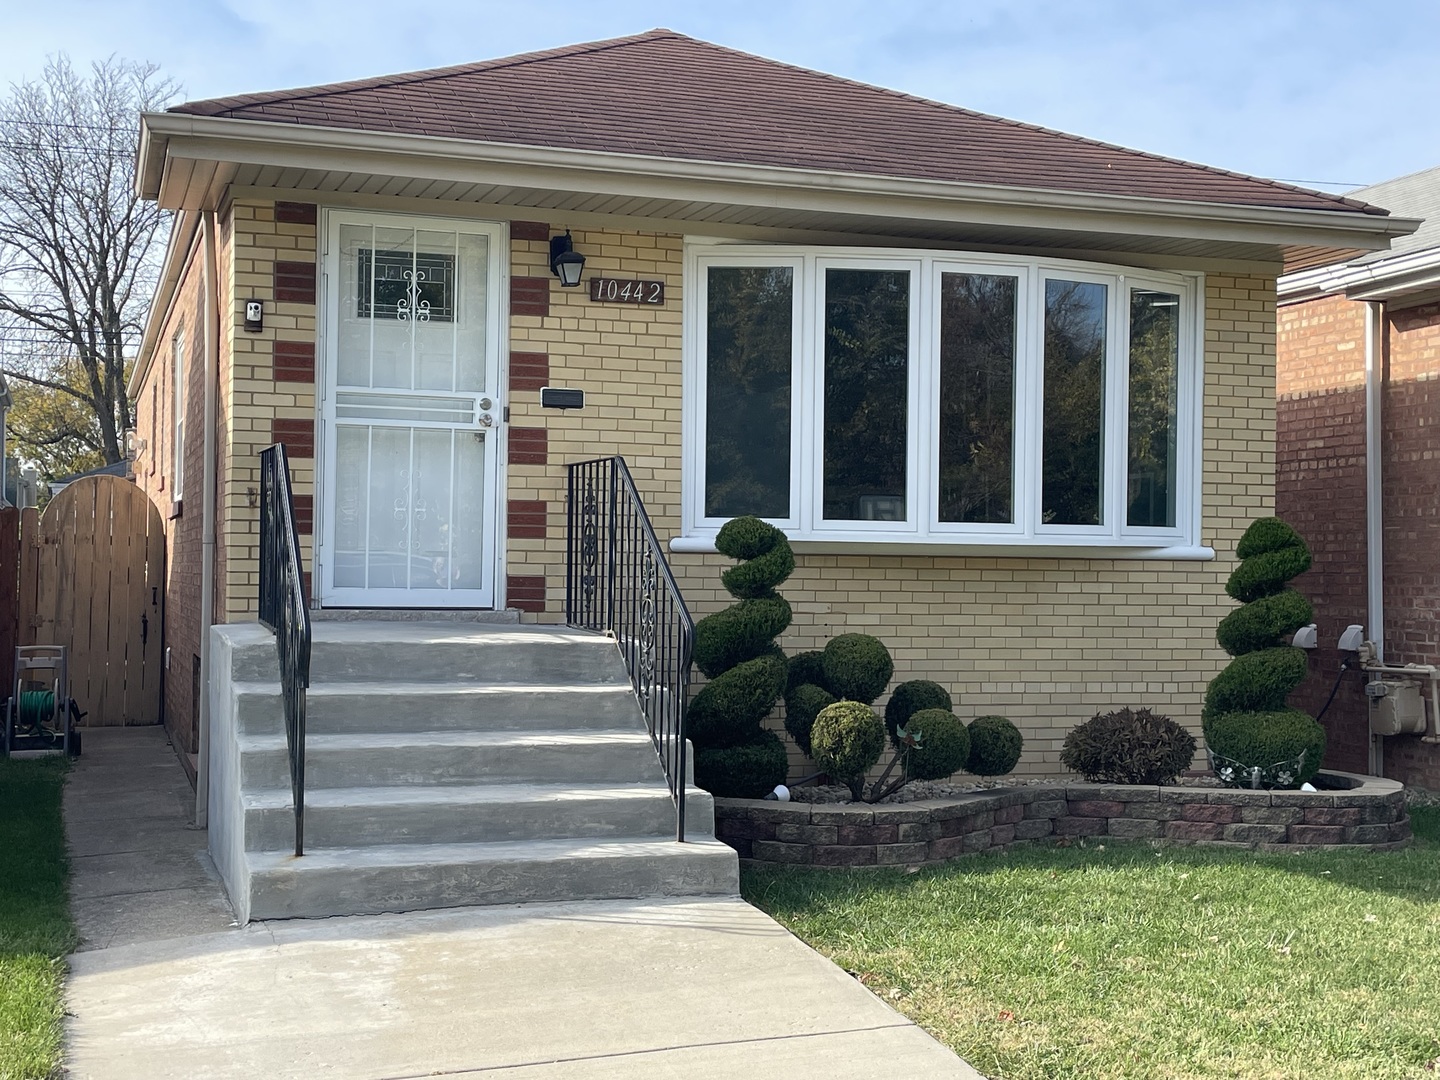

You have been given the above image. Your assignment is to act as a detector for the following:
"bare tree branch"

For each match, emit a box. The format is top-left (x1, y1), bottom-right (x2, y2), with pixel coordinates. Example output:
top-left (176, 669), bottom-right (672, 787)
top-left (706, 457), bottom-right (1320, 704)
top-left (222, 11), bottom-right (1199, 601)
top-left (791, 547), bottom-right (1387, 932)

top-left (0, 55), bottom-right (178, 467)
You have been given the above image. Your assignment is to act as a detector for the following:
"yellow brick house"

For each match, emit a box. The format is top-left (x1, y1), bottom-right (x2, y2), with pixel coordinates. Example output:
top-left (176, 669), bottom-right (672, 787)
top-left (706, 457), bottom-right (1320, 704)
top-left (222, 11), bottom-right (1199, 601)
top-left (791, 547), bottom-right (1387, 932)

top-left (129, 29), bottom-right (1412, 866)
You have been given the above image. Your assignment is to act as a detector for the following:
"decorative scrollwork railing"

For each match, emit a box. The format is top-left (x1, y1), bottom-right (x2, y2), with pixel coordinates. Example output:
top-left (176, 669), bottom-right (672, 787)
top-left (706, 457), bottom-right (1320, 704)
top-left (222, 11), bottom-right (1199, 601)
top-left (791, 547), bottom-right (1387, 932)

top-left (258, 443), bottom-right (312, 857)
top-left (566, 457), bottom-right (695, 842)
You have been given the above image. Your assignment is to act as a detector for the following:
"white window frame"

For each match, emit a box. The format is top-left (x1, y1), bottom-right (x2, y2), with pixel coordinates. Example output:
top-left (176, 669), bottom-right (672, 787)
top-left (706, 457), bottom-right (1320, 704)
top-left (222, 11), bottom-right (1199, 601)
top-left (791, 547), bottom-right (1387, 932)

top-left (681, 242), bottom-right (1205, 557)
top-left (171, 326), bottom-right (185, 503)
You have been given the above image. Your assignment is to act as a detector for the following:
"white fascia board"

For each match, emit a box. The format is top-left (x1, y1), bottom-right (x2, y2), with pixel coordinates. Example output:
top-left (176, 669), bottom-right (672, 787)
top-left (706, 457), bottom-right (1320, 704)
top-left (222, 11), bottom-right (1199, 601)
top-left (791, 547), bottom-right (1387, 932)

top-left (139, 113), bottom-right (1418, 253)
top-left (1278, 245), bottom-right (1440, 304)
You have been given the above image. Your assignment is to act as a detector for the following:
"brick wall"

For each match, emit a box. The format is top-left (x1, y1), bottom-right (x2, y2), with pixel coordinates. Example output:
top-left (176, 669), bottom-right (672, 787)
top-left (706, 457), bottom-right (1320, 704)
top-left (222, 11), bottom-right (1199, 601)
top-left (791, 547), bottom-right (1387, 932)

top-left (1379, 301), bottom-right (1440, 789)
top-left (1277, 293), bottom-right (1440, 791)
top-left (1275, 294), bottom-right (1371, 773)
top-left (504, 229), bottom-right (1278, 780)
top-left (131, 222), bottom-right (217, 755)
top-left (220, 200), bottom-right (318, 620)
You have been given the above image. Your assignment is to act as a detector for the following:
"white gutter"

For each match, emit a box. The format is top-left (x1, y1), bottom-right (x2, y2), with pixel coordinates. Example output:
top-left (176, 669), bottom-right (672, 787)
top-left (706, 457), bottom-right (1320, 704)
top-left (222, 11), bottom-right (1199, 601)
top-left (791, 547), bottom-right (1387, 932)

top-left (195, 209), bottom-right (220, 827)
top-left (137, 113), bottom-right (1419, 253)
top-left (1365, 299), bottom-right (1386, 776)
top-left (1279, 245), bottom-right (1440, 304)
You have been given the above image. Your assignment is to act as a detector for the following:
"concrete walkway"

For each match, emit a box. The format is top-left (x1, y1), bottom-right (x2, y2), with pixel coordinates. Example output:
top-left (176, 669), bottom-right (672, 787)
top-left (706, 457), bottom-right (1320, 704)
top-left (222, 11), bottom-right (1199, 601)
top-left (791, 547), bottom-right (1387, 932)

top-left (63, 728), bottom-right (984, 1079)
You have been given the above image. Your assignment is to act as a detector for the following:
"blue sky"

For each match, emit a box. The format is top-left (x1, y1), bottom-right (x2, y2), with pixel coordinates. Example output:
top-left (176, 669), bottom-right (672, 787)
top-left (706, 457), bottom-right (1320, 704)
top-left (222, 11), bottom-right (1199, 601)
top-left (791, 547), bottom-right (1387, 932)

top-left (8, 0), bottom-right (1439, 195)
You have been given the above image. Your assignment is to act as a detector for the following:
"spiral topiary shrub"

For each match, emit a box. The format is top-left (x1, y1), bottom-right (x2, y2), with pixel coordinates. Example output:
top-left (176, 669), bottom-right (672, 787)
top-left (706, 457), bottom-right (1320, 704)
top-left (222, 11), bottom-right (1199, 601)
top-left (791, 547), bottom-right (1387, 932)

top-left (688, 517), bottom-right (795, 798)
top-left (811, 700), bottom-right (886, 800)
top-left (1203, 517), bottom-right (1325, 786)
top-left (1204, 709), bottom-right (1326, 787)
top-left (967, 715), bottom-right (1023, 777)
top-left (820, 634), bottom-right (894, 704)
top-left (693, 731), bottom-right (791, 800)
top-left (902, 708), bottom-right (970, 781)
top-left (883, 680), bottom-right (953, 748)
top-left (1060, 707), bottom-right (1197, 785)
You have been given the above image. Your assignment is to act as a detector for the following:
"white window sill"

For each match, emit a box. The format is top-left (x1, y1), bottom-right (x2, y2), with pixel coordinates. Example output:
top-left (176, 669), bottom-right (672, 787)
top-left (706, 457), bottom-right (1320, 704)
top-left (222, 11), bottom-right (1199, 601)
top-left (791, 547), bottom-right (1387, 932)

top-left (668, 535), bottom-right (1215, 561)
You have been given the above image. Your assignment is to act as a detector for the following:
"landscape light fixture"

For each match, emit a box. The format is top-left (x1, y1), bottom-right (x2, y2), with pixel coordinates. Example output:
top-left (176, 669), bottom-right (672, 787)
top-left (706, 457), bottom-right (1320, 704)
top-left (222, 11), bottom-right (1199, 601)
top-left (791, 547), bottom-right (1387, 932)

top-left (549, 230), bottom-right (585, 287)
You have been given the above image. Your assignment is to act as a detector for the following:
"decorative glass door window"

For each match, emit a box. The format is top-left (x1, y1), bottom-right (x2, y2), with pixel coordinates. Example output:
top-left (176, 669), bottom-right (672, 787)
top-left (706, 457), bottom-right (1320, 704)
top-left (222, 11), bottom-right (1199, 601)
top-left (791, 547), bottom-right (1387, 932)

top-left (320, 213), bottom-right (503, 606)
top-left (686, 245), bottom-right (1201, 551)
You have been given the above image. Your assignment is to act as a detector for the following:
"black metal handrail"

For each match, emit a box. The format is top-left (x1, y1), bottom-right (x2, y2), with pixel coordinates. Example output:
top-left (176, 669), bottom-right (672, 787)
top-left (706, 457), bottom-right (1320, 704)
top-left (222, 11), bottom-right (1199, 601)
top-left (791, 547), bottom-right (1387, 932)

top-left (566, 457), bottom-right (695, 842)
top-left (258, 443), bottom-right (311, 857)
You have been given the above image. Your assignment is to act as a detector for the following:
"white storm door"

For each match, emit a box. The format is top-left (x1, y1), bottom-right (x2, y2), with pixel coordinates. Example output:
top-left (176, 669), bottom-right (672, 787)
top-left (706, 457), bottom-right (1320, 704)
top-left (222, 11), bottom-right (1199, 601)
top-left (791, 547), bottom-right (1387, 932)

top-left (319, 213), bottom-right (504, 607)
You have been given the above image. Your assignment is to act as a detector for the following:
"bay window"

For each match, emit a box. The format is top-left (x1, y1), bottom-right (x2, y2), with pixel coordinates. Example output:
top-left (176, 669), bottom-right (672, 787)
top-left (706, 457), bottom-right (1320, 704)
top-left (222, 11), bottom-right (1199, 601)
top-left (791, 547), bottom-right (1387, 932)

top-left (683, 244), bottom-right (1202, 552)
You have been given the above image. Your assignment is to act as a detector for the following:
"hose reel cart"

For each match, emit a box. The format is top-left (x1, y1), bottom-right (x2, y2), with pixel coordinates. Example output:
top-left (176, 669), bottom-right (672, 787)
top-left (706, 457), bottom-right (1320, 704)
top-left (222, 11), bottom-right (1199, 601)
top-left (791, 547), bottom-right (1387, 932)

top-left (2, 646), bottom-right (84, 757)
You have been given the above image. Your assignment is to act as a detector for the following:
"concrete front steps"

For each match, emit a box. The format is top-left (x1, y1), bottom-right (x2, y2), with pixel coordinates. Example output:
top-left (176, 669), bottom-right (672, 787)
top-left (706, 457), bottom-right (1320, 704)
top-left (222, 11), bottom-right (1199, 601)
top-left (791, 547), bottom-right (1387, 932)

top-left (209, 622), bottom-right (737, 922)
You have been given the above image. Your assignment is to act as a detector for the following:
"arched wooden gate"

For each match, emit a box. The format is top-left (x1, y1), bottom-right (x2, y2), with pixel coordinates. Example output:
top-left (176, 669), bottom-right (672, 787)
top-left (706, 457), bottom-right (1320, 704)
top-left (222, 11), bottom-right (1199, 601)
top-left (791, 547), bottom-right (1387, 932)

top-left (16, 475), bottom-right (165, 726)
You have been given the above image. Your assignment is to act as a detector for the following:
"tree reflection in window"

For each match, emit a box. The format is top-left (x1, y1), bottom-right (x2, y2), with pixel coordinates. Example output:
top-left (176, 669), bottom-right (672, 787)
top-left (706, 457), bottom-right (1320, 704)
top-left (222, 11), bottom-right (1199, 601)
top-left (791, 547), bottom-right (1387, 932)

top-left (1042, 279), bottom-right (1107, 525)
top-left (1128, 289), bottom-right (1180, 527)
top-left (705, 266), bottom-right (793, 519)
top-left (939, 273), bottom-right (1016, 523)
top-left (823, 269), bottom-right (910, 521)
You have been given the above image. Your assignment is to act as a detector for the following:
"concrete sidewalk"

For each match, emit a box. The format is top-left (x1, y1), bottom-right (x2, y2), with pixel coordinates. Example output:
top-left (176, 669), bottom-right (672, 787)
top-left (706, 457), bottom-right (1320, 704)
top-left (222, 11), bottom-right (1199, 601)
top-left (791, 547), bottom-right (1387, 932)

top-left (63, 728), bottom-right (984, 1079)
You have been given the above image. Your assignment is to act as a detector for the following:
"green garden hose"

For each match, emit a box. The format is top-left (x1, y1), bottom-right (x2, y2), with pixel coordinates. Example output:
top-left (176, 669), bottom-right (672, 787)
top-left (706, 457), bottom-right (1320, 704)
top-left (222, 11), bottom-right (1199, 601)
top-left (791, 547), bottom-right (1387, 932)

top-left (17, 690), bottom-right (57, 732)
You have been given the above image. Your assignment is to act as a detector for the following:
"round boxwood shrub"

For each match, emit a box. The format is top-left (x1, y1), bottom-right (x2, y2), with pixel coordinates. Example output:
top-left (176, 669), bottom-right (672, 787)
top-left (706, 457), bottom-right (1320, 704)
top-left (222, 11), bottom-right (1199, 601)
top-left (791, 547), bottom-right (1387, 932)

top-left (1204, 708), bottom-right (1326, 786)
top-left (902, 708), bottom-right (970, 781)
top-left (783, 682), bottom-right (836, 757)
top-left (811, 700), bottom-right (886, 800)
top-left (1059, 707), bottom-right (1197, 785)
top-left (687, 517), bottom-right (795, 797)
top-left (1203, 517), bottom-right (1324, 788)
top-left (694, 730), bottom-right (790, 799)
top-left (883, 680), bottom-right (953, 748)
top-left (966, 715), bottom-right (1023, 777)
top-left (820, 634), bottom-right (894, 705)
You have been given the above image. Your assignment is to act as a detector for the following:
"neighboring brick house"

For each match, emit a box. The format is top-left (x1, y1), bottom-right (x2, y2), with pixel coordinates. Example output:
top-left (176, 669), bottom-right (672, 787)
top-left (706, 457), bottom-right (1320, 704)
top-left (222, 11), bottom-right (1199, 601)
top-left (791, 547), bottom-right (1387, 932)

top-left (129, 30), bottom-right (1413, 786)
top-left (1277, 165), bottom-right (1440, 791)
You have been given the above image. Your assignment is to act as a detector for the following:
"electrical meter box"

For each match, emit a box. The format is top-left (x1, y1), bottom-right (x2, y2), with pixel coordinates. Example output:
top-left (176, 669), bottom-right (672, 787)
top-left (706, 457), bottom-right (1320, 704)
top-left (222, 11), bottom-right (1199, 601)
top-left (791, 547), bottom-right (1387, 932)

top-left (1367, 680), bottom-right (1426, 736)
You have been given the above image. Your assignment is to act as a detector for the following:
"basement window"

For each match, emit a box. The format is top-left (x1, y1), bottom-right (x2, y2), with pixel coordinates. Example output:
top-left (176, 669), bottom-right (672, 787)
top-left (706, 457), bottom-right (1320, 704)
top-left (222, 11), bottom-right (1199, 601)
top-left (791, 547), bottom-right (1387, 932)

top-left (682, 244), bottom-right (1202, 552)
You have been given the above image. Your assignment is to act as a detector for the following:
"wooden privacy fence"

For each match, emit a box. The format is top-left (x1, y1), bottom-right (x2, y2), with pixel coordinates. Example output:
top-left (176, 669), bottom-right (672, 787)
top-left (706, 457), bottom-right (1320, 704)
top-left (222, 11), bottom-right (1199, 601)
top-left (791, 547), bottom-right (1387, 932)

top-left (4, 475), bottom-right (164, 726)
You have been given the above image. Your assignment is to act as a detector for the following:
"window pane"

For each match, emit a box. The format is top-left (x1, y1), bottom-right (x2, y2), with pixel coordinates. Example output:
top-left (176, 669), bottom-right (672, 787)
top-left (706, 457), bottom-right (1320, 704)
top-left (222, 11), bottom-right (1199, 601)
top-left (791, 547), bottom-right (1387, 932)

top-left (705, 266), bottom-right (793, 519)
top-left (823, 268), bottom-right (910, 521)
top-left (1042, 279), bottom-right (1107, 526)
top-left (939, 273), bottom-right (1016, 523)
top-left (1128, 289), bottom-right (1180, 527)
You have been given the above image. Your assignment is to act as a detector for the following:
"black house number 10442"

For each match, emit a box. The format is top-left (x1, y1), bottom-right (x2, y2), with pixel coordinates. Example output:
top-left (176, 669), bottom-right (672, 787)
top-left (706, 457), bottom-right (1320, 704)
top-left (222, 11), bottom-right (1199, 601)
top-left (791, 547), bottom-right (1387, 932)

top-left (589, 277), bottom-right (665, 305)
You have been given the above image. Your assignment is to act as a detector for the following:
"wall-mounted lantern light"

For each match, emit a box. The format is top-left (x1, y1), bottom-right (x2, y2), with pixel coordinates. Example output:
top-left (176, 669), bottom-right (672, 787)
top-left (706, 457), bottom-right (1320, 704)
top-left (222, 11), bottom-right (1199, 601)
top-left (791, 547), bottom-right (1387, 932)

top-left (549, 230), bottom-right (586, 287)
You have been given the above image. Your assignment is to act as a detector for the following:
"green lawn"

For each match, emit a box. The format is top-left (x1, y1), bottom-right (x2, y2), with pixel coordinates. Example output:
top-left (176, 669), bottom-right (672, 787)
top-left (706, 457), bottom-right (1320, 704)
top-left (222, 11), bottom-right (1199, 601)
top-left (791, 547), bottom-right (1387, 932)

top-left (0, 757), bottom-right (75, 1080)
top-left (743, 806), bottom-right (1440, 1080)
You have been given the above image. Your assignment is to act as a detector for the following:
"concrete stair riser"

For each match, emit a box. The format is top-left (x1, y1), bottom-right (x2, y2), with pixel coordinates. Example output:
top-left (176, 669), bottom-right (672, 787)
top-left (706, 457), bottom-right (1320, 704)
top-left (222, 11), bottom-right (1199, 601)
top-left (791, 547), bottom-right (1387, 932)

top-left (241, 785), bottom-right (714, 850)
top-left (209, 621), bottom-right (737, 924)
top-left (246, 838), bottom-right (739, 921)
top-left (229, 637), bottom-right (630, 686)
top-left (238, 733), bottom-right (667, 790)
top-left (233, 683), bottom-right (644, 737)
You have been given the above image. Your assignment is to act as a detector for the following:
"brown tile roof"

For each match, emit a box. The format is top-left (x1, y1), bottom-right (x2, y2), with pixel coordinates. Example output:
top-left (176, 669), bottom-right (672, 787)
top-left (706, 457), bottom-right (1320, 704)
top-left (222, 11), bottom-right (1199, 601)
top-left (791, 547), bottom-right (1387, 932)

top-left (172, 29), bottom-right (1382, 216)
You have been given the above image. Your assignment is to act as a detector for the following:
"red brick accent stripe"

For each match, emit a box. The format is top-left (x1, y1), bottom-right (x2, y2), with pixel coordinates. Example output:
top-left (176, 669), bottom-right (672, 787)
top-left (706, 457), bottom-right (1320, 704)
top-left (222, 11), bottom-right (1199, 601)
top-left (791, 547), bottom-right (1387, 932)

top-left (275, 201), bottom-right (318, 225)
top-left (509, 351), bottom-right (549, 392)
top-left (291, 493), bottom-right (314, 535)
top-left (511, 220), bottom-right (549, 242)
top-left (508, 499), bottom-right (547, 539)
top-left (506, 575), bottom-right (546, 613)
top-left (272, 418), bottom-right (314, 458)
top-left (511, 276), bottom-right (549, 318)
top-left (273, 340), bottom-right (315, 382)
top-left (508, 427), bottom-right (547, 466)
top-left (275, 261), bottom-right (317, 304)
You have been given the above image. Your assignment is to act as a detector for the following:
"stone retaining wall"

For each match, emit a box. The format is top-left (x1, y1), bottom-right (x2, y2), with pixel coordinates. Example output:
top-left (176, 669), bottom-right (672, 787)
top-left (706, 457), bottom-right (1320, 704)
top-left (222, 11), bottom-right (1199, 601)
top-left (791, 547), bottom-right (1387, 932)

top-left (714, 772), bottom-right (1411, 867)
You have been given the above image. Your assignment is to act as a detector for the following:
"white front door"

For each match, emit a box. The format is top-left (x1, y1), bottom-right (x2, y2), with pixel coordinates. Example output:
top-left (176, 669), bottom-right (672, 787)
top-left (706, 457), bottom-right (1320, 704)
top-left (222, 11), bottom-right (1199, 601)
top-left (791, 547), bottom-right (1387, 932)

top-left (317, 211), bottom-right (505, 608)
